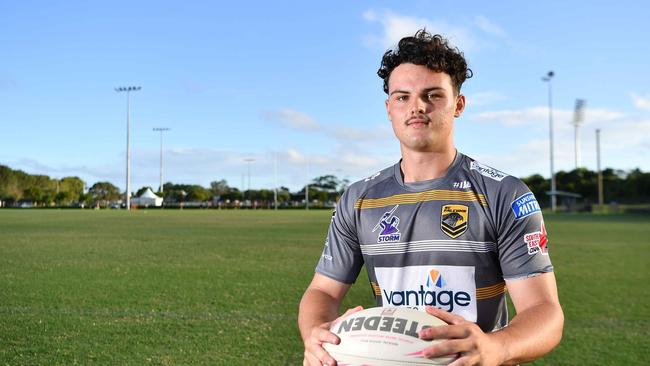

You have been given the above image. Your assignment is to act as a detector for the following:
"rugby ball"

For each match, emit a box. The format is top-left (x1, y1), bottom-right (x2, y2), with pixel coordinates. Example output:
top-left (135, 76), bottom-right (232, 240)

top-left (323, 307), bottom-right (455, 365)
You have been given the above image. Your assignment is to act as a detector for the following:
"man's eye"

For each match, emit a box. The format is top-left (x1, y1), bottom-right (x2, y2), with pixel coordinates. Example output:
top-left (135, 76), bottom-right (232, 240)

top-left (427, 93), bottom-right (442, 100)
top-left (396, 95), bottom-right (408, 102)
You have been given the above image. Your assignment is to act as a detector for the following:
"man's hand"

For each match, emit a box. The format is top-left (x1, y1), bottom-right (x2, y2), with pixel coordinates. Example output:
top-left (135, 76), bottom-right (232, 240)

top-left (303, 306), bottom-right (364, 366)
top-left (418, 306), bottom-right (505, 366)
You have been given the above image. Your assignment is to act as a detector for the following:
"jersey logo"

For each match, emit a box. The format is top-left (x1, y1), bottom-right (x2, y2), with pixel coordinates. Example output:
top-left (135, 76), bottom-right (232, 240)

top-left (372, 205), bottom-right (401, 243)
top-left (441, 204), bottom-right (469, 238)
top-left (375, 265), bottom-right (477, 319)
top-left (452, 181), bottom-right (471, 189)
top-left (524, 221), bottom-right (549, 255)
top-left (511, 192), bottom-right (541, 219)
top-left (470, 161), bottom-right (508, 181)
top-left (364, 171), bottom-right (381, 182)
top-left (427, 269), bottom-right (446, 288)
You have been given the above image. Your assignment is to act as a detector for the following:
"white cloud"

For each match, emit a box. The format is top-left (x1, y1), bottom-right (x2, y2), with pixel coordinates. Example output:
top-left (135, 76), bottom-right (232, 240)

top-left (329, 124), bottom-right (393, 142)
top-left (468, 115), bottom-right (650, 179)
top-left (473, 15), bottom-right (506, 37)
top-left (471, 107), bottom-right (625, 128)
top-left (261, 108), bottom-right (321, 131)
top-left (471, 107), bottom-right (554, 127)
top-left (363, 9), bottom-right (476, 52)
top-left (465, 91), bottom-right (507, 107)
top-left (630, 92), bottom-right (650, 111)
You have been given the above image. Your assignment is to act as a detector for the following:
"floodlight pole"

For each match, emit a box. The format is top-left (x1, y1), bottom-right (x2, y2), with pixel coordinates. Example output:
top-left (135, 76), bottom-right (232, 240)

top-left (572, 99), bottom-right (586, 169)
top-left (273, 152), bottom-right (278, 211)
top-left (542, 72), bottom-right (556, 213)
top-left (596, 129), bottom-right (604, 206)
top-left (244, 158), bottom-right (254, 207)
top-left (153, 127), bottom-right (170, 193)
top-left (306, 159), bottom-right (310, 210)
top-left (115, 86), bottom-right (141, 210)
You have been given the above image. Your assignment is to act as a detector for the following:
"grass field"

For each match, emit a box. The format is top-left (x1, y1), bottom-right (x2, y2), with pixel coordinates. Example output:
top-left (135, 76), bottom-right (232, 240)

top-left (1, 209), bottom-right (648, 365)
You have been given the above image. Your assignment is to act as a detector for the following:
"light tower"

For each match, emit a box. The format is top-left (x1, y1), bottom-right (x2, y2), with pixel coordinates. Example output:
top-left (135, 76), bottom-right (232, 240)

top-left (541, 71), bottom-right (556, 212)
top-left (596, 129), bottom-right (604, 206)
top-left (244, 158), bottom-right (255, 206)
top-left (572, 99), bottom-right (586, 169)
top-left (153, 127), bottom-right (170, 193)
top-left (115, 86), bottom-right (141, 210)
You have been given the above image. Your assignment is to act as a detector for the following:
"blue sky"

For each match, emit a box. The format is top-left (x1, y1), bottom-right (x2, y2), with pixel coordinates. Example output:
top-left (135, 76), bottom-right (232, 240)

top-left (2, 0), bottom-right (649, 192)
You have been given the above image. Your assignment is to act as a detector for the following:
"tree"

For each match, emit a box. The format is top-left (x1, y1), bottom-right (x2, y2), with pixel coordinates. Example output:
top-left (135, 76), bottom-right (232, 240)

top-left (186, 185), bottom-right (212, 201)
top-left (210, 179), bottom-right (230, 198)
top-left (89, 182), bottom-right (121, 206)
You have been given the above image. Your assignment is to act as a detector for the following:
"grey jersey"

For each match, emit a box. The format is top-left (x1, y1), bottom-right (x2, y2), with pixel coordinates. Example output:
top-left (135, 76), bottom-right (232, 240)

top-left (316, 152), bottom-right (552, 332)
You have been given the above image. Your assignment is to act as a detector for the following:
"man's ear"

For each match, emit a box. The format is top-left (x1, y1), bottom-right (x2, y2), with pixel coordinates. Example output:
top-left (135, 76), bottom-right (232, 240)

top-left (454, 94), bottom-right (466, 118)
top-left (385, 98), bottom-right (391, 120)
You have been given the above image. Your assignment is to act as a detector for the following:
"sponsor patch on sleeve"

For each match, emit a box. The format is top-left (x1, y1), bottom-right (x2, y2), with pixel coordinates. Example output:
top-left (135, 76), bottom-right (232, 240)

top-left (524, 222), bottom-right (548, 255)
top-left (470, 161), bottom-right (508, 181)
top-left (511, 192), bottom-right (541, 219)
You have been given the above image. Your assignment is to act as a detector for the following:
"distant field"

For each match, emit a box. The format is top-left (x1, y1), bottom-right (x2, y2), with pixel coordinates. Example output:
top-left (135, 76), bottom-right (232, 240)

top-left (0, 209), bottom-right (648, 365)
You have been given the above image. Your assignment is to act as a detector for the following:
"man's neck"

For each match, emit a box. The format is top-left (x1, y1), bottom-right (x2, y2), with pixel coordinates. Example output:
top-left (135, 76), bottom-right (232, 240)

top-left (400, 147), bottom-right (457, 183)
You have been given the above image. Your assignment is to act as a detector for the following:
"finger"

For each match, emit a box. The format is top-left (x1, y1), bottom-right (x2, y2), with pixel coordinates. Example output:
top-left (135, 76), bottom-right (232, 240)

top-left (419, 324), bottom-right (471, 340)
top-left (313, 326), bottom-right (341, 346)
top-left (306, 342), bottom-right (338, 366)
top-left (425, 306), bottom-right (465, 325)
top-left (330, 306), bottom-right (364, 330)
top-left (422, 339), bottom-right (469, 359)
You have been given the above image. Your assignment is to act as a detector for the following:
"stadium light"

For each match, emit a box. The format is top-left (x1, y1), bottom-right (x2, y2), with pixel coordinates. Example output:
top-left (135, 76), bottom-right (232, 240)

top-left (115, 86), bottom-right (141, 210)
top-left (572, 99), bottom-right (586, 169)
top-left (244, 158), bottom-right (255, 206)
top-left (306, 159), bottom-right (310, 211)
top-left (596, 129), bottom-right (604, 206)
top-left (153, 127), bottom-right (170, 193)
top-left (541, 71), bottom-right (556, 213)
top-left (273, 152), bottom-right (278, 211)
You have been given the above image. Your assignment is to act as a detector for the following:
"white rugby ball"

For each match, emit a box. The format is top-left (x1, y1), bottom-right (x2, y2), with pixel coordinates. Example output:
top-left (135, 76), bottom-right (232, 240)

top-left (323, 307), bottom-right (454, 366)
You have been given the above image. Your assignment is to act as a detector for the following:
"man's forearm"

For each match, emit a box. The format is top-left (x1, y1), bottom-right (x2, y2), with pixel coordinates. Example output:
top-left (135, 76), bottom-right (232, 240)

top-left (298, 287), bottom-right (342, 341)
top-left (489, 301), bottom-right (564, 365)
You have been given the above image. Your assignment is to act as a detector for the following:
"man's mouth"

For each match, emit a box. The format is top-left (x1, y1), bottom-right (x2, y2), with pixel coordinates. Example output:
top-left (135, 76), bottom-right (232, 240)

top-left (406, 117), bottom-right (430, 126)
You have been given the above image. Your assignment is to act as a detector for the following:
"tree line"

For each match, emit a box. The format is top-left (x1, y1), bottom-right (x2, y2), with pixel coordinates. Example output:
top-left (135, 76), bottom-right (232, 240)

top-left (522, 167), bottom-right (650, 207)
top-left (1, 163), bottom-right (649, 208)
top-left (0, 164), bottom-right (349, 208)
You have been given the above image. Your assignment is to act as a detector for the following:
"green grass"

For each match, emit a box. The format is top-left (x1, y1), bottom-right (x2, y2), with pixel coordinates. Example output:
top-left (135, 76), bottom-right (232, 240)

top-left (0, 210), bottom-right (648, 365)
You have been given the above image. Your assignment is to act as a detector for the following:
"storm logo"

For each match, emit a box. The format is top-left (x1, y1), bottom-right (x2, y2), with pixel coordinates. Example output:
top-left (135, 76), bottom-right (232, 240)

top-left (441, 205), bottom-right (469, 238)
top-left (372, 205), bottom-right (401, 243)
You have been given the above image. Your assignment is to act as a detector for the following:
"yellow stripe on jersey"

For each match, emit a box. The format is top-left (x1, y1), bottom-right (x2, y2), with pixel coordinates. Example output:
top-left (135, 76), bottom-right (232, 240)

top-left (476, 282), bottom-right (507, 300)
top-left (354, 190), bottom-right (488, 209)
top-left (370, 281), bottom-right (382, 297)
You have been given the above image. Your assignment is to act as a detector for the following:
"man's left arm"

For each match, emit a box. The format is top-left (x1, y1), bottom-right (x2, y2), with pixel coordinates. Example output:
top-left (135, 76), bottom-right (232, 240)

top-left (419, 272), bottom-right (563, 365)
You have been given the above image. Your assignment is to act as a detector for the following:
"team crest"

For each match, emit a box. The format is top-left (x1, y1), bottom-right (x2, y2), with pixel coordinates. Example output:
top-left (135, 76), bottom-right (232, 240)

top-left (441, 204), bottom-right (469, 238)
top-left (372, 205), bottom-right (401, 243)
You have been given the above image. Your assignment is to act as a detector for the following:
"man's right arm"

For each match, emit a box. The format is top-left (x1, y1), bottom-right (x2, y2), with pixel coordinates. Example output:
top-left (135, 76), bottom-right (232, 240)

top-left (298, 273), bottom-right (355, 366)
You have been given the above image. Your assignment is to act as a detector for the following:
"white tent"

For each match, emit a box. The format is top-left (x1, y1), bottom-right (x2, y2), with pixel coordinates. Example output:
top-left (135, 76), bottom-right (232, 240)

top-left (132, 188), bottom-right (163, 207)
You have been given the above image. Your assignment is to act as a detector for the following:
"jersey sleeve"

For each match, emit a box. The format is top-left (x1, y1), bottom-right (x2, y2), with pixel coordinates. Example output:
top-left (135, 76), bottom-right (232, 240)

top-left (493, 178), bottom-right (553, 280)
top-left (315, 188), bottom-right (364, 284)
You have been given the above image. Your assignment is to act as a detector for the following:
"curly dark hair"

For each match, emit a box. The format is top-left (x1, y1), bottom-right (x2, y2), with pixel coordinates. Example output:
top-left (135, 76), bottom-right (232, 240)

top-left (377, 29), bottom-right (473, 95)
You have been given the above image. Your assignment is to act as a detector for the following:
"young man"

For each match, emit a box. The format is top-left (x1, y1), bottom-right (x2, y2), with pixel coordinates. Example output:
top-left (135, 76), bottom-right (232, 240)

top-left (298, 30), bottom-right (563, 366)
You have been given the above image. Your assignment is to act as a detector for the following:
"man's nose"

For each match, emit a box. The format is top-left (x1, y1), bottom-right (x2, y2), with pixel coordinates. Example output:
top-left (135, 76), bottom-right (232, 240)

top-left (410, 97), bottom-right (427, 114)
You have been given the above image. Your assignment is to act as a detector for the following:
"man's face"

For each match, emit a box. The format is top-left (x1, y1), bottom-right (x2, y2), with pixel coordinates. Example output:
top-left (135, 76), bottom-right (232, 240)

top-left (385, 63), bottom-right (465, 153)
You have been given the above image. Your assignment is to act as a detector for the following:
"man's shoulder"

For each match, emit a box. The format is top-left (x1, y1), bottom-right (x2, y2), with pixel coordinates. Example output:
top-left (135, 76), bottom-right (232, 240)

top-left (344, 164), bottom-right (397, 200)
top-left (460, 153), bottom-right (527, 190)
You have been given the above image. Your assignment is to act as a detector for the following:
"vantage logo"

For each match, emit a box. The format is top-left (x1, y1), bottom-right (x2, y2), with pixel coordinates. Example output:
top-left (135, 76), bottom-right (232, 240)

top-left (381, 268), bottom-right (472, 312)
